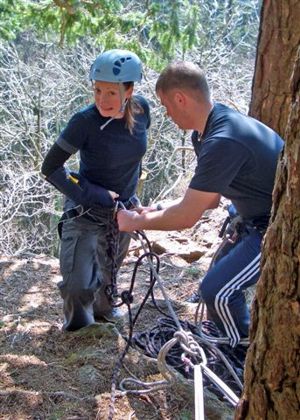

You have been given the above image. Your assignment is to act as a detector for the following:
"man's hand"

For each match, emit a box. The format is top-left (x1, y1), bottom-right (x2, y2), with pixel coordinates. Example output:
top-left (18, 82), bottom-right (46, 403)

top-left (118, 189), bottom-right (221, 232)
top-left (117, 205), bottom-right (160, 231)
top-left (132, 205), bottom-right (158, 214)
top-left (117, 209), bottom-right (141, 232)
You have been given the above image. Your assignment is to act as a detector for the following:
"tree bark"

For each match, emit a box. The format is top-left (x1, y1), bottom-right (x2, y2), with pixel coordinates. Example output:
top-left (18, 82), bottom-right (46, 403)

top-left (236, 1), bottom-right (300, 418)
top-left (249, 0), bottom-right (300, 137)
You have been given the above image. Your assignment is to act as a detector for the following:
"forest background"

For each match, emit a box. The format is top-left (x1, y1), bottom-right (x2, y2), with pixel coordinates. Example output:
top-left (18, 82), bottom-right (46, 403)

top-left (1, 1), bottom-right (300, 419)
top-left (0, 0), bottom-right (261, 257)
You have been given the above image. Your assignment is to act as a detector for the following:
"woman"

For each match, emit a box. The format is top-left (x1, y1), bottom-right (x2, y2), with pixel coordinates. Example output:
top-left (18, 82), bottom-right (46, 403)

top-left (42, 49), bottom-right (150, 331)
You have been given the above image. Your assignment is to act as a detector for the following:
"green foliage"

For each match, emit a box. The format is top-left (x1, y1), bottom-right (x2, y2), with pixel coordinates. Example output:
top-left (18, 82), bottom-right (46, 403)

top-left (146, 0), bottom-right (201, 61)
top-left (0, 1), bottom-right (260, 68)
top-left (0, 0), bottom-right (27, 40)
top-left (0, 0), bottom-right (202, 69)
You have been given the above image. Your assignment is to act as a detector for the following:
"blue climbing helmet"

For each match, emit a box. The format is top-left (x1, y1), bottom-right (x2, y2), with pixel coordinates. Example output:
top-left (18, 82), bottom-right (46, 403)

top-left (89, 49), bottom-right (142, 83)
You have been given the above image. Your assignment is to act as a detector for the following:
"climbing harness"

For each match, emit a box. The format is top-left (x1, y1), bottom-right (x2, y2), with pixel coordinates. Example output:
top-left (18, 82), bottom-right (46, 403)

top-left (208, 204), bottom-right (268, 270)
top-left (57, 204), bottom-right (89, 239)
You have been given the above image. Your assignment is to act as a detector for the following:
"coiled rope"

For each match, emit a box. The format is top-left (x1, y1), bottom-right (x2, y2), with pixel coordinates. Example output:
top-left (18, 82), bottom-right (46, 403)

top-left (101, 210), bottom-right (246, 420)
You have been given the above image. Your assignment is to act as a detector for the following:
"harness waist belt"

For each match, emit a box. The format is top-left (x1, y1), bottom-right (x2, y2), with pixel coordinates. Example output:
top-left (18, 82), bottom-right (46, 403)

top-left (57, 199), bottom-right (134, 238)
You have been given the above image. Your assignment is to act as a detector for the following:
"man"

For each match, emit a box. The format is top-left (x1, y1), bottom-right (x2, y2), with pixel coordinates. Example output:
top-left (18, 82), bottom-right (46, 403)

top-left (117, 61), bottom-right (283, 347)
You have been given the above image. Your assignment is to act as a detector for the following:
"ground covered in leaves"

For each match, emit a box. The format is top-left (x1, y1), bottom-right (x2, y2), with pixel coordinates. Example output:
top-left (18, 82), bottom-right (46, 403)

top-left (0, 206), bottom-right (237, 419)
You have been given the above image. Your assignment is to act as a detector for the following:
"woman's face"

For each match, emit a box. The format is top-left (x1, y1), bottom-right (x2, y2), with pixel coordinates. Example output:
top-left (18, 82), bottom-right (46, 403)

top-left (93, 81), bottom-right (133, 118)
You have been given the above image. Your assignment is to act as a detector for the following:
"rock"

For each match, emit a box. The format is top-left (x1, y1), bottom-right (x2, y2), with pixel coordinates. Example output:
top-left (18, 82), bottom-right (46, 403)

top-left (73, 322), bottom-right (119, 339)
top-left (78, 364), bottom-right (102, 386)
top-left (148, 231), bottom-right (207, 263)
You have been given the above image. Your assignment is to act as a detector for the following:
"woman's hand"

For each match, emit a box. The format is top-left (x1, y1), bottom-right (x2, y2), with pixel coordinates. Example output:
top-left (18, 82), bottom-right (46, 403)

top-left (108, 190), bottom-right (119, 200)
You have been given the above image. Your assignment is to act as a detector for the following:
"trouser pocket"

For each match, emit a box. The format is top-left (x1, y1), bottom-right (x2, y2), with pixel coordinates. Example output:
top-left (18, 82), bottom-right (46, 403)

top-left (60, 231), bottom-right (79, 274)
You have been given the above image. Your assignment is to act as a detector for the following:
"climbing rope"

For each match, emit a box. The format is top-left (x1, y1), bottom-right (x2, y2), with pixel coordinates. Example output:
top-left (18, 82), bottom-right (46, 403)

top-left (105, 228), bottom-right (162, 420)
top-left (132, 317), bottom-right (245, 397)
top-left (105, 202), bottom-right (121, 303)
top-left (104, 210), bottom-right (246, 420)
top-left (132, 231), bottom-right (245, 396)
top-left (195, 300), bottom-right (249, 347)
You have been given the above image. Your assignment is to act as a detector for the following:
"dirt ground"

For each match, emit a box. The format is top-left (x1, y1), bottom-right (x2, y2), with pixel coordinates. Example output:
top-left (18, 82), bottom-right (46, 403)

top-left (0, 206), bottom-right (238, 420)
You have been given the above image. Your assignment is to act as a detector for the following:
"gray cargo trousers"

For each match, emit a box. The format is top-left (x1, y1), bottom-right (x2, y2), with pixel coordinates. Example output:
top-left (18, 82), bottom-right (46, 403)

top-left (58, 199), bottom-right (131, 331)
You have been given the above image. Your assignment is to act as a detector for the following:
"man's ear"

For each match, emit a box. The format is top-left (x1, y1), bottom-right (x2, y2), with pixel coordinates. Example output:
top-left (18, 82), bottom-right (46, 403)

top-left (174, 90), bottom-right (186, 106)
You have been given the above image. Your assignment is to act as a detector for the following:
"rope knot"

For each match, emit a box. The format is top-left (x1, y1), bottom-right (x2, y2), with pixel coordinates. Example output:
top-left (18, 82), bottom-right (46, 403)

top-left (174, 330), bottom-right (199, 357)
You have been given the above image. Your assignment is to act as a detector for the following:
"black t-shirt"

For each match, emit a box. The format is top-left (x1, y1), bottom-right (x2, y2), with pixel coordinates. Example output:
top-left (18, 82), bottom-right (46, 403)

top-left (56, 95), bottom-right (150, 201)
top-left (189, 103), bottom-right (284, 219)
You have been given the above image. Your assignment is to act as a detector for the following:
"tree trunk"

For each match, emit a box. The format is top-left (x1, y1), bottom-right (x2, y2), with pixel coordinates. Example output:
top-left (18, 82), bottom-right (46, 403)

top-left (249, 0), bottom-right (300, 137)
top-left (236, 1), bottom-right (300, 419)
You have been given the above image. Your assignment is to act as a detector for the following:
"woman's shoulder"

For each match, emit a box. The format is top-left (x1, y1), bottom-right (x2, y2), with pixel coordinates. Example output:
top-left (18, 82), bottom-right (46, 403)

top-left (65, 104), bottom-right (102, 133)
top-left (132, 95), bottom-right (151, 129)
top-left (133, 94), bottom-right (149, 110)
top-left (77, 104), bottom-right (99, 119)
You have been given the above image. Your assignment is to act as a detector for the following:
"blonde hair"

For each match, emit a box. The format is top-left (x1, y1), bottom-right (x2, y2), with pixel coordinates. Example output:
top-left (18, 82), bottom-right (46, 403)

top-left (156, 61), bottom-right (211, 102)
top-left (123, 82), bottom-right (144, 134)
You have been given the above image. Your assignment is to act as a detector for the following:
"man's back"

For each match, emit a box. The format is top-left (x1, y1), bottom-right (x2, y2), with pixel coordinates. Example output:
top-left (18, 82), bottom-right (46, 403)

top-left (190, 103), bottom-right (284, 219)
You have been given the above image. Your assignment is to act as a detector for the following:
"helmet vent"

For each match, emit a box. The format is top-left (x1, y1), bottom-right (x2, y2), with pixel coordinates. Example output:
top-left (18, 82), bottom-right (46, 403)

top-left (113, 57), bottom-right (132, 76)
top-left (113, 67), bottom-right (121, 75)
top-left (90, 50), bottom-right (142, 82)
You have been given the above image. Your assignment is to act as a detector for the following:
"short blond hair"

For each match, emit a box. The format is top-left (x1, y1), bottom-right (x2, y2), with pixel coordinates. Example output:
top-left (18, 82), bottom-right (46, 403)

top-left (156, 61), bottom-right (211, 101)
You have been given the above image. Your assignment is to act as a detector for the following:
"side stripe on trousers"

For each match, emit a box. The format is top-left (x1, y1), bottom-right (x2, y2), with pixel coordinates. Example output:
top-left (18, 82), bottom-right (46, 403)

top-left (214, 253), bottom-right (261, 347)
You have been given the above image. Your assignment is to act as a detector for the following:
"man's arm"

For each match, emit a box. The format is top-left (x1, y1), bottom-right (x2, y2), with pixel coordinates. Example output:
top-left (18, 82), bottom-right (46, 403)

top-left (117, 188), bottom-right (220, 232)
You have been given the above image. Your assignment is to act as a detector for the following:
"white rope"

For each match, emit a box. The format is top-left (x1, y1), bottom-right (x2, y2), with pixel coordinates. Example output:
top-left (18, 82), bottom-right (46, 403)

top-left (201, 364), bottom-right (239, 406)
top-left (119, 231), bottom-right (241, 413)
top-left (194, 364), bottom-right (205, 420)
top-left (119, 377), bottom-right (169, 394)
top-left (138, 232), bottom-right (183, 331)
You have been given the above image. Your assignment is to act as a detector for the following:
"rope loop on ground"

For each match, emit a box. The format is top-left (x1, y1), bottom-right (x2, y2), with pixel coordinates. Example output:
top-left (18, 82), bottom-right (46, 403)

top-left (119, 377), bottom-right (170, 394)
top-left (157, 337), bottom-right (180, 383)
top-left (107, 227), bottom-right (245, 420)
